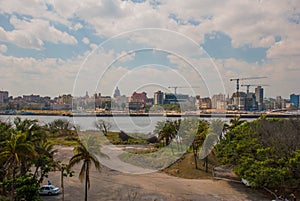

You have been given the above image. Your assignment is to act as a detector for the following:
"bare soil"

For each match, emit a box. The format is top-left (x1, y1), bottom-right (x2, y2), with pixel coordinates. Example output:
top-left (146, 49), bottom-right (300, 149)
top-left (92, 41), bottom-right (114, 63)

top-left (41, 146), bottom-right (270, 201)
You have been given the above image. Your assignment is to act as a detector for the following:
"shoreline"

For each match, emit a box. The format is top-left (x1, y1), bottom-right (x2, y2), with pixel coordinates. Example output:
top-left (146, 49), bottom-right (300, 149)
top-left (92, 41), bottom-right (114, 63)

top-left (0, 111), bottom-right (299, 119)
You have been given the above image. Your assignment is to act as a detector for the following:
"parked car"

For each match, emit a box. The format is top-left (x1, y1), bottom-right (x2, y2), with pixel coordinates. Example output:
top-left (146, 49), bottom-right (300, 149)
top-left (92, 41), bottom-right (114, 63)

top-left (241, 178), bottom-right (250, 187)
top-left (39, 185), bottom-right (60, 195)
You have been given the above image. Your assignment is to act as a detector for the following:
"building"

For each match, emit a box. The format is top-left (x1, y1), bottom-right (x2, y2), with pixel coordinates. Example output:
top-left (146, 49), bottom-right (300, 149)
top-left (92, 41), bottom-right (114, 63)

top-left (290, 94), bottom-right (299, 108)
top-left (244, 93), bottom-right (256, 111)
top-left (154, 91), bottom-right (164, 105)
top-left (231, 92), bottom-right (247, 110)
top-left (0, 91), bottom-right (9, 105)
top-left (113, 87), bottom-right (121, 98)
top-left (23, 94), bottom-right (41, 103)
top-left (57, 94), bottom-right (72, 105)
top-left (211, 93), bottom-right (226, 109)
top-left (195, 96), bottom-right (212, 110)
top-left (129, 92), bottom-right (148, 111)
top-left (164, 93), bottom-right (189, 104)
top-left (255, 86), bottom-right (264, 111)
top-left (94, 93), bottom-right (111, 109)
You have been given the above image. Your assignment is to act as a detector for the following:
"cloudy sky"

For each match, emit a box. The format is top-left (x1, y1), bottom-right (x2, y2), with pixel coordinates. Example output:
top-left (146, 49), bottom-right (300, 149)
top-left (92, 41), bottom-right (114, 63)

top-left (0, 0), bottom-right (299, 99)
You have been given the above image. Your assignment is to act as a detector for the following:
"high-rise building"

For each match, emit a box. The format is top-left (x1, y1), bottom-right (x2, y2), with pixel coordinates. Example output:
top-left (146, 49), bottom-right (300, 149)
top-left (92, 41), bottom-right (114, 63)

top-left (290, 94), bottom-right (299, 108)
top-left (154, 91), bottom-right (164, 105)
top-left (255, 86), bottom-right (264, 111)
top-left (0, 91), bottom-right (9, 105)
top-left (211, 93), bottom-right (226, 109)
top-left (231, 92), bottom-right (246, 110)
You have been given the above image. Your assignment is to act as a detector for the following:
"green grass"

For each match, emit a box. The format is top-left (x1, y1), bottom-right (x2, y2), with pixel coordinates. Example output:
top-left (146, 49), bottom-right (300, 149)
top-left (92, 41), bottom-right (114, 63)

top-left (163, 152), bottom-right (220, 179)
top-left (105, 132), bottom-right (148, 145)
top-left (48, 138), bottom-right (78, 146)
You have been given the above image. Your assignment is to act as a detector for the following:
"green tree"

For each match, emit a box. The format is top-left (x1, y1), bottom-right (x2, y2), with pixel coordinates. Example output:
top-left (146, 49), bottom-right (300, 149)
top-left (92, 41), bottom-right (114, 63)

top-left (216, 118), bottom-right (300, 194)
top-left (226, 116), bottom-right (246, 131)
top-left (0, 132), bottom-right (36, 200)
top-left (154, 120), bottom-right (178, 146)
top-left (33, 140), bottom-right (57, 184)
top-left (191, 120), bottom-right (208, 169)
top-left (13, 118), bottom-right (46, 175)
top-left (68, 138), bottom-right (102, 201)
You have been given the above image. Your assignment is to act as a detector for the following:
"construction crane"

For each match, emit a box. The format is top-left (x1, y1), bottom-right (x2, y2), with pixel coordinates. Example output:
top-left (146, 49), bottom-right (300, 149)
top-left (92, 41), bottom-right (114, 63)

top-left (168, 86), bottom-right (200, 95)
top-left (230, 76), bottom-right (267, 97)
top-left (241, 84), bottom-right (269, 94)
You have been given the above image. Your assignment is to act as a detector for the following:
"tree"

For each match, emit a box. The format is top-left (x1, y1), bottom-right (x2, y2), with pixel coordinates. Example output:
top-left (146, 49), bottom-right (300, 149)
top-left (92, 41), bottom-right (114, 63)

top-left (33, 140), bottom-right (57, 184)
top-left (191, 120), bottom-right (208, 169)
top-left (94, 120), bottom-right (111, 136)
top-left (0, 132), bottom-right (36, 200)
top-left (154, 120), bottom-right (177, 146)
top-left (227, 116), bottom-right (246, 130)
top-left (68, 137), bottom-right (102, 201)
top-left (216, 118), bottom-right (300, 194)
top-left (47, 119), bottom-right (75, 136)
top-left (13, 117), bottom-right (46, 175)
top-left (55, 162), bottom-right (73, 201)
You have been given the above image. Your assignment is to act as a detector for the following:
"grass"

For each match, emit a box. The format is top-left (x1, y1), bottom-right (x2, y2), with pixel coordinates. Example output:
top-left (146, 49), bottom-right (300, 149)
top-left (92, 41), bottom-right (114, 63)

top-left (48, 130), bottom-right (222, 180)
top-left (48, 136), bottom-right (79, 146)
top-left (163, 152), bottom-right (220, 179)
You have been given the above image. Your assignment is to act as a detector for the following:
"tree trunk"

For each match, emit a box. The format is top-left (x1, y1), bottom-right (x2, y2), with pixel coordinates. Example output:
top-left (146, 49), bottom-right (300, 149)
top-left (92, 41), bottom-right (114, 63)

top-left (85, 162), bottom-right (89, 201)
top-left (11, 164), bottom-right (16, 201)
top-left (205, 156), bottom-right (208, 173)
top-left (61, 169), bottom-right (64, 201)
top-left (193, 147), bottom-right (198, 169)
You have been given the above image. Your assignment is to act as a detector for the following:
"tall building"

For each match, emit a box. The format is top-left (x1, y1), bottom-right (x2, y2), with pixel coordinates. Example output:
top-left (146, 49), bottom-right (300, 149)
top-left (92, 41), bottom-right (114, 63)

top-left (0, 91), bottom-right (9, 105)
top-left (211, 93), bottom-right (226, 109)
top-left (113, 86), bottom-right (121, 98)
top-left (154, 91), bottom-right (164, 105)
top-left (255, 86), bottom-right (264, 111)
top-left (290, 94), bottom-right (299, 108)
top-left (231, 92), bottom-right (246, 110)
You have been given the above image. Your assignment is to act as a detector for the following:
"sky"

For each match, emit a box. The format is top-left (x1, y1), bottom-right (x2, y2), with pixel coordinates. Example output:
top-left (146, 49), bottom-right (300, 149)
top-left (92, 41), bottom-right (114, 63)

top-left (0, 0), bottom-right (299, 99)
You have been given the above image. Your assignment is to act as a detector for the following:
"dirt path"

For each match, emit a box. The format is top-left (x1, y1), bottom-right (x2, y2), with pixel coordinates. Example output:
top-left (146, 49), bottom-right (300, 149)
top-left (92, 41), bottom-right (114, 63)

top-left (41, 146), bottom-right (270, 201)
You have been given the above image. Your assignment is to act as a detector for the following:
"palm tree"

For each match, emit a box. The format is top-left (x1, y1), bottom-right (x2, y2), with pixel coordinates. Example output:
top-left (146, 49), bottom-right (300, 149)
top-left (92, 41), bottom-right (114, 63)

top-left (227, 116), bottom-right (246, 130)
top-left (13, 117), bottom-right (45, 174)
top-left (68, 137), bottom-right (101, 201)
top-left (33, 140), bottom-right (57, 183)
top-left (155, 120), bottom-right (177, 146)
top-left (0, 131), bottom-right (36, 200)
top-left (191, 120), bottom-right (209, 169)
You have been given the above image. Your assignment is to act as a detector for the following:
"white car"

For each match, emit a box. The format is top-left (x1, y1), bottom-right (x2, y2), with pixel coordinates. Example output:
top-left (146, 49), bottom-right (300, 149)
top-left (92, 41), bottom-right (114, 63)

top-left (39, 185), bottom-right (60, 195)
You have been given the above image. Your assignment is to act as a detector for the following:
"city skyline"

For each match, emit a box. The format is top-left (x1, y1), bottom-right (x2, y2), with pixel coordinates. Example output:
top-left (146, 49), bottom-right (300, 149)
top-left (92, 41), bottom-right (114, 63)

top-left (0, 1), bottom-right (299, 99)
top-left (1, 85), bottom-right (299, 100)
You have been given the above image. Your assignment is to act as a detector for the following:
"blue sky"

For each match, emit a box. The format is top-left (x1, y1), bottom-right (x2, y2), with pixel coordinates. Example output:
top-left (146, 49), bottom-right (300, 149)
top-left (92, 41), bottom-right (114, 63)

top-left (0, 0), bottom-right (299, 98)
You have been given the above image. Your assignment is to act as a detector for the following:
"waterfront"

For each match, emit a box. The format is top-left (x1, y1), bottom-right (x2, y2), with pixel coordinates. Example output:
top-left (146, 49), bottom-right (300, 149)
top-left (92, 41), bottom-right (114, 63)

top-left (0, 114), bottom-right (230, 133)
top-left (1, 111), bottom-right (298, 133)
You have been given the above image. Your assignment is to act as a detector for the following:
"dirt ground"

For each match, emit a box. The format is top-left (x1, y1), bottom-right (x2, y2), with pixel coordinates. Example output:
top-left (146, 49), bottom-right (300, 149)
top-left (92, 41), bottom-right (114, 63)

top-left (41, 146), bottom-right (270, 201)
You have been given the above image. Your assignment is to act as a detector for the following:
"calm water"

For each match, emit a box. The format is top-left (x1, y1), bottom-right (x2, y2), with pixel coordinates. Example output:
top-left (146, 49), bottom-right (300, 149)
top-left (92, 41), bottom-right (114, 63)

top-left (0, 115), bottom-right (233, 133)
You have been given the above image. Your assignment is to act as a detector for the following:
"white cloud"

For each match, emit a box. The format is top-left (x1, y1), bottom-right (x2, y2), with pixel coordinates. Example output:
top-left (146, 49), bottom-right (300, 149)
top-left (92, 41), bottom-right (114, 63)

top-left (82, 37), bottom-right (90, 44)
top-left (0, 0), bottom-right (299, 98)
top-left (0, 54), bottom-right (80, 96)
top-left (73, 23), bottom-right (83, 31)
top-left (0, 44), bottom-right (7, 53)
top-left (0, 15), bottom-right (77, 50)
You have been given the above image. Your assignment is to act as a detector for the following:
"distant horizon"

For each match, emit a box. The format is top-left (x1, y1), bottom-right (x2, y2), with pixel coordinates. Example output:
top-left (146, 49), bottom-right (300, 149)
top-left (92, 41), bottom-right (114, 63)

top-left (2, 88), bottom-right (298, 100)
